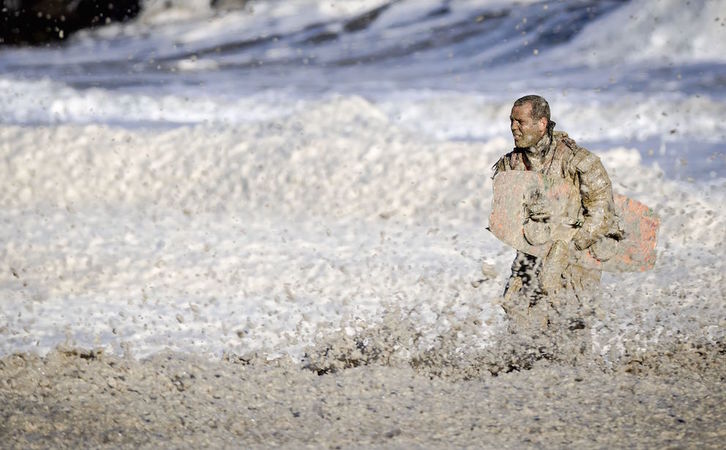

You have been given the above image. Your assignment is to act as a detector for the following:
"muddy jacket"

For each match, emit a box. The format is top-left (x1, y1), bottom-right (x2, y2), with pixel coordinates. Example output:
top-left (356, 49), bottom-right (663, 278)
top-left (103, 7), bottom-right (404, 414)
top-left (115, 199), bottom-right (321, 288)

top-left (493, 130), bottom-right (619, 252)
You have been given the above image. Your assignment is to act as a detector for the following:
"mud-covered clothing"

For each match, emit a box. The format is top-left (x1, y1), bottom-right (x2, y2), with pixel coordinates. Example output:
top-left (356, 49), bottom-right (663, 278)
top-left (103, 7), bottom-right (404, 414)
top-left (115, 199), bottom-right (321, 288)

top-left (493, 130), bottom-right (618, 302)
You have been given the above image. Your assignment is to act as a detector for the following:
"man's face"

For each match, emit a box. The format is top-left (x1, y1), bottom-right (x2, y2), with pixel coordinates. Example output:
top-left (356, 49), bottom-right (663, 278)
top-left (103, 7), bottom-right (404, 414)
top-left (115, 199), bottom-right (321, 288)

top-left (510, 102), bottom-right (547, 148)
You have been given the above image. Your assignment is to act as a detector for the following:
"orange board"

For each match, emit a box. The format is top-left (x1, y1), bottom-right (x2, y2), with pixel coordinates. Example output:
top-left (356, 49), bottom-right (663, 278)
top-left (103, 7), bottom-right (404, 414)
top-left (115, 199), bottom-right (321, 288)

top-left (489, 171), bottom-right (659, 272)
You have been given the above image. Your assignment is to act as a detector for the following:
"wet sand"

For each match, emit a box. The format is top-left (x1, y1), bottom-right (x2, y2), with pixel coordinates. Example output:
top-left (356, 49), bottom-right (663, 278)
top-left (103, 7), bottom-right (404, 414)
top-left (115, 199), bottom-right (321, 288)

top-left (2, 336), bottom-right (723, 449)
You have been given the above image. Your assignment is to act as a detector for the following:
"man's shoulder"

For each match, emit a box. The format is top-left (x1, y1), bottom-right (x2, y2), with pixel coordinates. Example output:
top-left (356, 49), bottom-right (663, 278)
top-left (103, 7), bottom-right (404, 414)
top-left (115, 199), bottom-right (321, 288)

top-left (554, 130), bottom-right (601, 172)
top-left (553, 131), bottom-right (581, 153)
top-left (492, 149), bottom-right (525, 175)
top-left (500, 148), bottom-right (524, 161)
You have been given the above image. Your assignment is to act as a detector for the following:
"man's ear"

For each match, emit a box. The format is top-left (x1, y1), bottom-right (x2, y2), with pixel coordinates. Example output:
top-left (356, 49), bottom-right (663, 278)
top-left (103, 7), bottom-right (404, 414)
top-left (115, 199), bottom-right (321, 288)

top-left (539, 117), bottom-right (548, 132)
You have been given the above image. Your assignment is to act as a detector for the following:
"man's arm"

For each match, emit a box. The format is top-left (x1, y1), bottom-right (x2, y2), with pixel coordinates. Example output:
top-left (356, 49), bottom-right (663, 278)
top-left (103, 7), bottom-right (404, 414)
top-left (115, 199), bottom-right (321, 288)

top-left (570, 151), bottom-right (616, 250)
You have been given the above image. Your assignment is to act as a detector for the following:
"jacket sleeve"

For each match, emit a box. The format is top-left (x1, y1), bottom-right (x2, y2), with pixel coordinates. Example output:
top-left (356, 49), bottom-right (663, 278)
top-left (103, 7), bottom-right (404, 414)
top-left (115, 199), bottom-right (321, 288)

top-left (491, 155), bottom-right (508, 179)
top-left (570, 151), bottom-right (616, 250)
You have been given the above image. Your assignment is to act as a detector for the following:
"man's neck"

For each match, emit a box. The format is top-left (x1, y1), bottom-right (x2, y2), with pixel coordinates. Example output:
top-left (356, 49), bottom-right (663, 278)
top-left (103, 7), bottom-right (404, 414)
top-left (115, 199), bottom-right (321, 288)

top-left (522, 133), bottom-right (551, 172)
top-left (528, 133), bottom-right (551, 157)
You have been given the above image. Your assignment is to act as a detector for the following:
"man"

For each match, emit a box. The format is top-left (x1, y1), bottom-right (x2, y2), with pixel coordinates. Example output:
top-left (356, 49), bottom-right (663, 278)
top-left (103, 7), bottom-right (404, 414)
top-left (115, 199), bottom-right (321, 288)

top-left (493, 95), bottom-right (620, 328)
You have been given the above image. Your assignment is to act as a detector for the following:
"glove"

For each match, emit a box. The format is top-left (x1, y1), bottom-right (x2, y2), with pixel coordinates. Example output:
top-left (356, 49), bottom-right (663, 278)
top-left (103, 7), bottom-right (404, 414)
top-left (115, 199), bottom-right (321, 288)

top-left (573, 229), bottom-right (597, 250)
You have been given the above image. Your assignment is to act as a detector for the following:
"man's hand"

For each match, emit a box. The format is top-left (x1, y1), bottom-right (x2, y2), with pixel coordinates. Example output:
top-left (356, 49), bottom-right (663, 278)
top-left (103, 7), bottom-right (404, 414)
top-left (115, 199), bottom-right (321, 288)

top-left (573, 229), bottom-right (597, 250)
top-left (526, 191), bottom-right (550, 222)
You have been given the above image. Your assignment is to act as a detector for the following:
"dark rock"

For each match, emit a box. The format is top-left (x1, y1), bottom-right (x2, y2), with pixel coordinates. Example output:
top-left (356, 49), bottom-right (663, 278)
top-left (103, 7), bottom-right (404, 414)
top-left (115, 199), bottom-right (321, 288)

top-left (1, 0), bottom-right (141, 46)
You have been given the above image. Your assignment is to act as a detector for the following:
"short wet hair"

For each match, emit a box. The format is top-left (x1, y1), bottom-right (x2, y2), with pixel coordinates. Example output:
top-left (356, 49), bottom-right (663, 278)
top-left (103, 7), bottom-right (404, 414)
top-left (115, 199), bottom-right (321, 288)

top-left (513, 95), bottom-right (551, 123)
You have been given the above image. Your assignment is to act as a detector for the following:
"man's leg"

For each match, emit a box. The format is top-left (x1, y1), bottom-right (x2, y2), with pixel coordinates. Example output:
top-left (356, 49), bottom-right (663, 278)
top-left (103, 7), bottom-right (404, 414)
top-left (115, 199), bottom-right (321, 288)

top-left (547, 265), bottom-right (601, 324)
top-left (502, 252), bottom-right (547, 330)
top-left (503, 251), bottom-right (543, 300)
top-left (543, 264), bottom-right (602, 361)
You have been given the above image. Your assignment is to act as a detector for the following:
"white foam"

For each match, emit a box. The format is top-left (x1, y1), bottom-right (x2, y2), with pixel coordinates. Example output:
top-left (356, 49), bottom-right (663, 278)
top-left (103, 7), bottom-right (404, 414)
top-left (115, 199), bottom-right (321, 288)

top-left (1, 96), bottom-right (724, 360)
top-left (0, 77), bottom-right (300, 124)
top-left (549, 0), bottom-right (726, 66)
top-left (0, 97), bottom-right (510, 358)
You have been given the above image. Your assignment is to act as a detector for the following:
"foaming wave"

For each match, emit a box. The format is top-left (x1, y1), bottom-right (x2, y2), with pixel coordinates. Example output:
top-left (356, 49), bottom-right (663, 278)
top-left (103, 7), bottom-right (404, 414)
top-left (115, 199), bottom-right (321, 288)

top-left (551, 0), bottom-right (726, 66)
top-left (0, 77), bottom-right (300, 125)
top-left (1, 95), bottom-right (723, 362)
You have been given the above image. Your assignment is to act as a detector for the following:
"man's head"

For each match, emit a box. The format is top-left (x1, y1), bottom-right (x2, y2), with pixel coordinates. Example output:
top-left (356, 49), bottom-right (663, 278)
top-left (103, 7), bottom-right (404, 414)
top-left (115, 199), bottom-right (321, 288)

top-left (510, 95), bottom-right (551, 148)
